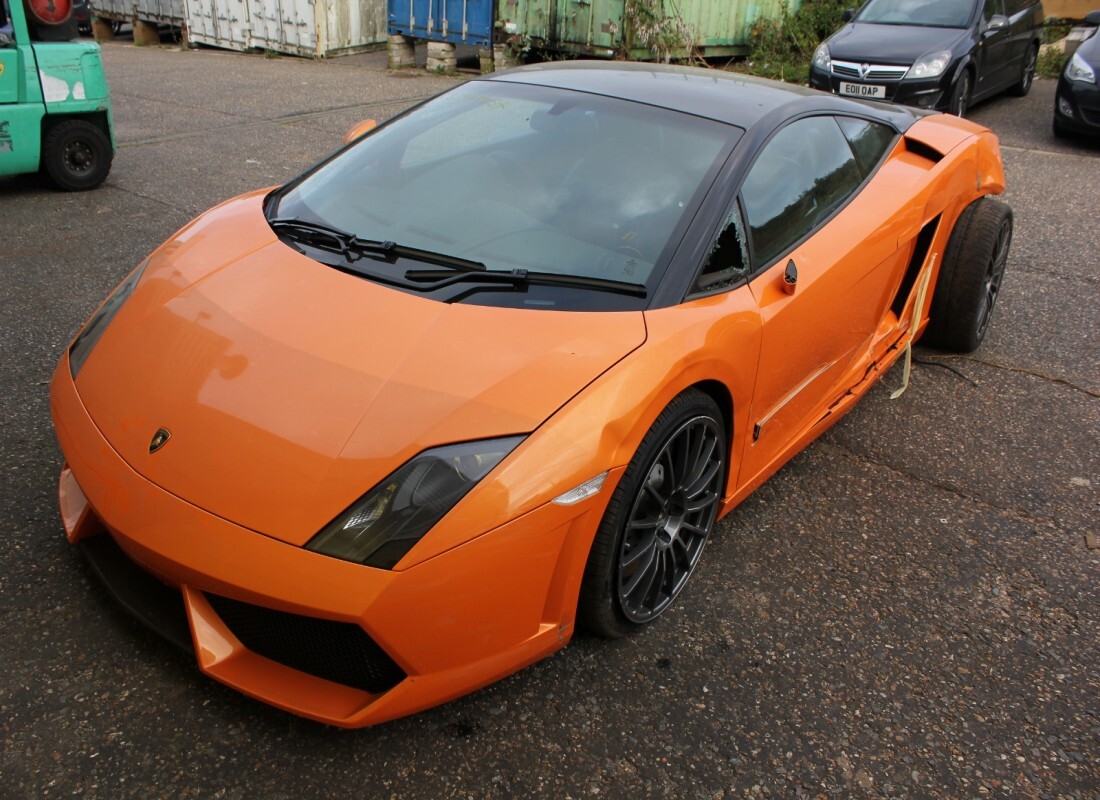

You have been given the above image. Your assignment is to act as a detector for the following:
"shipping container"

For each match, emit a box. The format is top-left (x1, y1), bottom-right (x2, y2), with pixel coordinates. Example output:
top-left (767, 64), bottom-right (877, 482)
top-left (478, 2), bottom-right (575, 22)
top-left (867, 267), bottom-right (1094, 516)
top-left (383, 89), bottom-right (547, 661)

top-left (92, 0), bottom-right (186, 27)
top-left (494, 0), bottom-right (803, 59)
top-left (388, 0), bottom-right (495, 46)
top-left (184, 0), bottom-right (388, 56)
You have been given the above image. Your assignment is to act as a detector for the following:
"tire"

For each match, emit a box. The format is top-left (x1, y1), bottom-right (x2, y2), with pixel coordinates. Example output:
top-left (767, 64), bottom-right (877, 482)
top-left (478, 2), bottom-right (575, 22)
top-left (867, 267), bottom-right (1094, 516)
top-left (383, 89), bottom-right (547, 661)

top-left (1053, 117), bottom-right (1068, 139)
top-left (950, 70), bottom-right (971, 117)
top-left (923, 198), bottom-right (1013, 353)
top-left (42, 119), bottom-right (113, 192)
top-left (578, 389), bottom-right (727, 638)
top-left (1009, 44), bottom-right (1037, 97)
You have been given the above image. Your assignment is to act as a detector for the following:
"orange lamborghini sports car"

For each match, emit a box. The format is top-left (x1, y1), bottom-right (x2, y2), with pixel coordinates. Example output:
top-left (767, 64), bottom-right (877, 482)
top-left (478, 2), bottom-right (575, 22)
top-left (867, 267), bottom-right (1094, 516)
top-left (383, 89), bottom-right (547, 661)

top-left (51, 63), bottom-right (1012, 727)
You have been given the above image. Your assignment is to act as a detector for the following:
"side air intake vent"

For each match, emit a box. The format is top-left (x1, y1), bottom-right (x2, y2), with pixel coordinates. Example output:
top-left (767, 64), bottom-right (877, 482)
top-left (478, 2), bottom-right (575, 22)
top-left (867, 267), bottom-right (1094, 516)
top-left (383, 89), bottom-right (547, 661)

top-left (904, 137), bottom-right (944, 164)
top-left (891, 214), bottom-right (942, 318)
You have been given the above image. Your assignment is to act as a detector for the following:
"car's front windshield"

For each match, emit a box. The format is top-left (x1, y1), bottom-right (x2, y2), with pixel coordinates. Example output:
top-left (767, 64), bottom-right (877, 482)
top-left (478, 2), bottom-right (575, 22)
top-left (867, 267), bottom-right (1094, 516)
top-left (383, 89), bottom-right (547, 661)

top-left (273, 80), bottom-right (737, 296)
top-left (855, 0), bottom-right (975, 28)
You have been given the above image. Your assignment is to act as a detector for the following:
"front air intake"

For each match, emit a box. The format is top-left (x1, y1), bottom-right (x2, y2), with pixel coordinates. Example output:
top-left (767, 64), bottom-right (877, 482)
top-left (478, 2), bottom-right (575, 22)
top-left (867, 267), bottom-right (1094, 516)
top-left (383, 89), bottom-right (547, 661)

top-left (205, 593), bottom-right (406, 694)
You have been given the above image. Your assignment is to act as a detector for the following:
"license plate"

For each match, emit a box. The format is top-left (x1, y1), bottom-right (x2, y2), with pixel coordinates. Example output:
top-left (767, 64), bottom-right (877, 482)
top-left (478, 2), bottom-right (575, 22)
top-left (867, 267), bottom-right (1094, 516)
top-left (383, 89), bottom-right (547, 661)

top-left (839, 82), bottom-right (886, 99)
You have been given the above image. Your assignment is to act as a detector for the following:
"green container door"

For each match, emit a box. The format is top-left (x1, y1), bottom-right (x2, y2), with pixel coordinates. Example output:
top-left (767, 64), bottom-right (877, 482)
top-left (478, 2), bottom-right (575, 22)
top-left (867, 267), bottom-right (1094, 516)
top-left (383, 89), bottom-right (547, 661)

top-left (498, 0), bottom-right (623, 55)
top-left (496, 0), bottom-right (802, 58)
top-left (680, 0), bottom-right (802, 55)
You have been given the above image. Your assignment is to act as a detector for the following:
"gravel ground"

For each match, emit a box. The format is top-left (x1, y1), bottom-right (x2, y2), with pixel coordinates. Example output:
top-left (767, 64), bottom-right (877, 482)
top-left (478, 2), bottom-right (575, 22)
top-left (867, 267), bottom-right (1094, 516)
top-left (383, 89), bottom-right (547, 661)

top-left (1, 44), bottom-right (1097, 799)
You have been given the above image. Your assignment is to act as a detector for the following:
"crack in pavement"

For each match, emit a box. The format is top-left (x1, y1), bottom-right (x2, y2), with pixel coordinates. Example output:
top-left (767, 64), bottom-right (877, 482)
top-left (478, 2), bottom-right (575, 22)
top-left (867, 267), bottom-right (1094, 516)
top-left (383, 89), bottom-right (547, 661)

top-left (821, 439), bottom-right (1067, 535)
top-left (1000, 143), bottom-right (1100, 160)
top-left (116, 94), bottom-right (436, 148)
top-left (917, 354), bottom-right (1099, 398)
top-left (103, 182), bottom-right (192, 215)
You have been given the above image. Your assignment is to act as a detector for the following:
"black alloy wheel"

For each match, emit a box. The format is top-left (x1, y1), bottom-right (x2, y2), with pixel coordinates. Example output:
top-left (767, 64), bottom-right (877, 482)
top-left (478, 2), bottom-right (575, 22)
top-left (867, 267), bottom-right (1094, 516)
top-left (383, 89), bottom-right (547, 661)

top-left (923, 198), bottom-right (1013, 352)
top-left (579, 389), bottom-right (726, 637)
top-left (973, 212), bottom-right (1011, 342)
top-left (1010, 44), bottom-right (1038, 97)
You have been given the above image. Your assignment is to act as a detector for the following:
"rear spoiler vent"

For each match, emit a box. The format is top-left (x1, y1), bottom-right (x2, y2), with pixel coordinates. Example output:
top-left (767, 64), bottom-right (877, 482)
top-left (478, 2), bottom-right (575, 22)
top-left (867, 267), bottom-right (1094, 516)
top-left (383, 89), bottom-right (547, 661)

top-left (890, 214), bottom-right (942, 318)
top-left (903, 136), bottom-right (945, 164)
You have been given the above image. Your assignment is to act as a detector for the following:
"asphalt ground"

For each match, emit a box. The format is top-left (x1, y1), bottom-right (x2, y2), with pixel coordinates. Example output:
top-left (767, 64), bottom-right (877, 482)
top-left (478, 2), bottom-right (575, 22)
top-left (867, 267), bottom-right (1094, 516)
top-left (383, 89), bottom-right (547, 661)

top-left (1, 44), bottom-right (1097, 799)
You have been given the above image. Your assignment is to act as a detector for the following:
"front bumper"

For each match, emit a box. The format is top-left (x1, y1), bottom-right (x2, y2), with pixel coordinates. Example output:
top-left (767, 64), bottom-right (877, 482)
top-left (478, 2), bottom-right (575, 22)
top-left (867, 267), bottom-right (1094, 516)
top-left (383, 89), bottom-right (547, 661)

top-left (810, 65), bottom-right (949, 111)
top-left (51, 355), bottom-right (620, 727)
top-left (1055, 76), bottom-right (1100, 136)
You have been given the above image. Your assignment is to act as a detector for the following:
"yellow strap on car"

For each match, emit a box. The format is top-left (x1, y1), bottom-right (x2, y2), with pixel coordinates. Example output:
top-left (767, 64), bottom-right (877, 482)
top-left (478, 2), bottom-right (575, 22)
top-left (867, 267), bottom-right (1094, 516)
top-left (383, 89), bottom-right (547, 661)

top-left (891, 253), bottom-right (937, 400)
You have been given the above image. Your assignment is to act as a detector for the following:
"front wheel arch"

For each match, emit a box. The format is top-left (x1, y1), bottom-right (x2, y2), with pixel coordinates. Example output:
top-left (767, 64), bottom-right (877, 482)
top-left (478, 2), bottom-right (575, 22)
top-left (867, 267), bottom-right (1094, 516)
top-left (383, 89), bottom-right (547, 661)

top-left (577, 388), bottom-right (729, 638)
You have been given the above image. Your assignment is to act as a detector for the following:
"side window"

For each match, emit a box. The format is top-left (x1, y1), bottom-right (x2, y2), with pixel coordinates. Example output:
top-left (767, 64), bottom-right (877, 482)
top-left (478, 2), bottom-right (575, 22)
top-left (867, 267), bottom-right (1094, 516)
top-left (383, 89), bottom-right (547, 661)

top-left (836, 117), bottom-right (897, 177)
top-left (693, 200), bottom-right (750, 294)
top-left (740, 116), bottom-right (863, 269)
top-left (983, 0), bottom-right (1005, 20)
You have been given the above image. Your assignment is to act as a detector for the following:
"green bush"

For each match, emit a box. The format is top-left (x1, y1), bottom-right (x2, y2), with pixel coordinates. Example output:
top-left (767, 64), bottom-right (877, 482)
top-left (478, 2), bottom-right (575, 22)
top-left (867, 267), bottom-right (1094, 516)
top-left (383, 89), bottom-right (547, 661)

top-left (1037, 47), bottom-right (1067, 79)
top-left (1042, 19), bottom-right (1072, 45)
top-left (743, 0), bottom-right (849, 83)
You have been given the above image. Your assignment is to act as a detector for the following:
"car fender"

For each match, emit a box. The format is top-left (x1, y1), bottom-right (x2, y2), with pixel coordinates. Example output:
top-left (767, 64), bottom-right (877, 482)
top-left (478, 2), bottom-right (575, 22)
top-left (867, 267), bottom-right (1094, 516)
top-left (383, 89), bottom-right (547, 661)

top-left (400, 288), bottom-right (763, 569)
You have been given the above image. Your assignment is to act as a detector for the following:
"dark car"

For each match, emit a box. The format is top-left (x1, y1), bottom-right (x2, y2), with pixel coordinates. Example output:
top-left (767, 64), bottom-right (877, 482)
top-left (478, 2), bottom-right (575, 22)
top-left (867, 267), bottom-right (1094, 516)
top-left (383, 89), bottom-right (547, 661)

top-left (73, 0), bottom-right (91, 36)
top-left (810, 0), bottom-right (1043, 116)
top-left (1054, 11), bottom-right (1100, 138)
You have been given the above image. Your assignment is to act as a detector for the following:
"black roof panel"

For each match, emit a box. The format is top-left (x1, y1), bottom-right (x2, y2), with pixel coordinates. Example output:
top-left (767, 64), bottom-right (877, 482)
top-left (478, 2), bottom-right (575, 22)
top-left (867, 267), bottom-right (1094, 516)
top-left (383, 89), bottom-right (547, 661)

top-left (487, 60), bottom-right (921, 132)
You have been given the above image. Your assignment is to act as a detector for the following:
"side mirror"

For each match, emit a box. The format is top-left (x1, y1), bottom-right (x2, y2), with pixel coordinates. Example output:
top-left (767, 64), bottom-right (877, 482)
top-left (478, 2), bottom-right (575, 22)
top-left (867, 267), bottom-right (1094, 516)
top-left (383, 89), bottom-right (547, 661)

top-left (984, 14), bottom-right (1009, 34)
top-left (1085, 10), bottom-right (1100, 25)
top-left (841, 8), bottom-right (854, 23)
top-left (344, 119), bottom-right (378, 144)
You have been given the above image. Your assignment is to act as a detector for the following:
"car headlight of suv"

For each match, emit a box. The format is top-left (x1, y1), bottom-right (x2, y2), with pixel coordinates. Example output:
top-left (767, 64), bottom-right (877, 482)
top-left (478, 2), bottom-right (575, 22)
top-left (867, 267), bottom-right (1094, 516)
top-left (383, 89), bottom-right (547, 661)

top-left (69, 260), bottom-right (149, 378)
top-left (1065, 51), bottom-right (1097, 84)
top-left (812, 43), bottom-right (831, 72)
top-left (307, 436), bottom-right (526, 569)
top-left (906, 51), bottom-right (952, 80)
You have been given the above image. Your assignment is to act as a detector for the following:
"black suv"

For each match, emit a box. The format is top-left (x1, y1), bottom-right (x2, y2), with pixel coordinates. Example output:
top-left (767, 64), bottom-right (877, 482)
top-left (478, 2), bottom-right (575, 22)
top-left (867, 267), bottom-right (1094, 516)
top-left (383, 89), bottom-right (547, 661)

top-left (809, 0), bottom-right (1044, 116)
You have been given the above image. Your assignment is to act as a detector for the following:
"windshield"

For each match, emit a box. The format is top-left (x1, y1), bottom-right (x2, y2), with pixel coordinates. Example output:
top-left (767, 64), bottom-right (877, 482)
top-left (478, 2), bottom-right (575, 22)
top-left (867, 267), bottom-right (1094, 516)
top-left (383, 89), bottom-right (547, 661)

top-left (273, 81), bottom-right (737, 303)
top-left (855, 0), bottom-right (975, 28)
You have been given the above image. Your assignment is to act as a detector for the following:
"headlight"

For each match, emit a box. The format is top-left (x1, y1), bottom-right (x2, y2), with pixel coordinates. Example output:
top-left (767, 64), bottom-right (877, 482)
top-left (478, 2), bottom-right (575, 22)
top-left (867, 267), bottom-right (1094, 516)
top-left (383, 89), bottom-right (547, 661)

top-left (307, 436), bottom-right (525, 569)
top-left (1065, 51), bottom-right (1097, 84)
top-left (906, 51), bottom-right (952, 80)
top-left (812, 43), bottom-right (831, 72)
top-left (69, 260), bottom-right (148, 378)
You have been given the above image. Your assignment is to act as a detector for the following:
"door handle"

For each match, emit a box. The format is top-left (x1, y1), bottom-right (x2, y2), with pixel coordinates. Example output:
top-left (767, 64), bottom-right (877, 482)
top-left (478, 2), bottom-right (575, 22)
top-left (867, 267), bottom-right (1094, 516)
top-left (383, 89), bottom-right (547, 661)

top-left (782, 259), bottom-right (798, 295)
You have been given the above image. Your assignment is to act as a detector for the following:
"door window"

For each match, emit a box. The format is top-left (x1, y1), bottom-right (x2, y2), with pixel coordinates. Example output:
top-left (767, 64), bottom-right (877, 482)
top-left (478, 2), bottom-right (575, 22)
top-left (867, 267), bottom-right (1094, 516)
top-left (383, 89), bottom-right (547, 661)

top-left (740, 116), bottom-right (864, 269)
top-left (836, 117), bottom-right (898, 177)
top-left (693, 200), bottom-right (750, 295)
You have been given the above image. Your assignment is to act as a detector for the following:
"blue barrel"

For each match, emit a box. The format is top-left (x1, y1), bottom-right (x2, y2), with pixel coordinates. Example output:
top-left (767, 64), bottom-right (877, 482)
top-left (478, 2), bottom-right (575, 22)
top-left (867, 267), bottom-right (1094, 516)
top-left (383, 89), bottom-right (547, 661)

top-left (389, 0), bottom-right (494, 46)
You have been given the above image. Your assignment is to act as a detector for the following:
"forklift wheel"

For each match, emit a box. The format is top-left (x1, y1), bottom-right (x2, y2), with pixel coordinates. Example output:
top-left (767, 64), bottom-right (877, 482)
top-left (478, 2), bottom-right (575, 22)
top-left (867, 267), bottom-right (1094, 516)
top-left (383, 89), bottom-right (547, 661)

top-left (43, 120), bottom-right (113, 192)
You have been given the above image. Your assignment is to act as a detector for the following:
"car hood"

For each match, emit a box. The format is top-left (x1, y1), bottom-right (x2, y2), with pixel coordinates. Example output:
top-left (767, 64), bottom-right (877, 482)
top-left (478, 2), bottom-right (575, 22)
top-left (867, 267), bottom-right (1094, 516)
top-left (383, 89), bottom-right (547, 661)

top-left (827, 23), bottom-right (968, 65)
top-left (75, 192), bottom-right (647, 546)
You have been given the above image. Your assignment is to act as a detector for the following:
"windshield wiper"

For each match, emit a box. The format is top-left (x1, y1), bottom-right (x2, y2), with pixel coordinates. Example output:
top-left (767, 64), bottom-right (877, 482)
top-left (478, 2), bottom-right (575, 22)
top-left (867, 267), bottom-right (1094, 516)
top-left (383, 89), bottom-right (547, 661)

top-left (404, 267), bottom-right (648, 298)
top-left (269, 218), bottom-right (486, 272)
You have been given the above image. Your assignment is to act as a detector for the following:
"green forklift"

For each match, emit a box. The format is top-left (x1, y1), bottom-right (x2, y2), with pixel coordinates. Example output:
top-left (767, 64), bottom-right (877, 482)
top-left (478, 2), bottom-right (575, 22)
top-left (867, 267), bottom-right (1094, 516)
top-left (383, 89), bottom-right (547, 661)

top-left (0, 0), bottom-right (114, 190)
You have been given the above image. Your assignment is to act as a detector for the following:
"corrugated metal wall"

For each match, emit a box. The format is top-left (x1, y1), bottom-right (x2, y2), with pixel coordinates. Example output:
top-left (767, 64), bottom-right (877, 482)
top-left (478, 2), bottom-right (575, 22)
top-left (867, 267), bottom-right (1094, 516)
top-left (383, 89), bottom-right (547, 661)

top-left (183, 0), bottom-right (387, 56)
top-left (92, 0), bottom-right (187, 24)
top-left (494, 0), bottom-right (803, 58)
top-left (388, 0), bottom-right (496, 45)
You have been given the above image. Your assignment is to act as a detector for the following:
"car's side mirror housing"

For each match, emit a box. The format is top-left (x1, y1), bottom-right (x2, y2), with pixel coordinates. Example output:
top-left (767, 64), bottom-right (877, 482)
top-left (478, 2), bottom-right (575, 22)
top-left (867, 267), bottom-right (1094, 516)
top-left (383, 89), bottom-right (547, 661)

top-left (841, 8), bottom-right (854, 23)
top-left (344, 119), bottom-right (378, 144)
top-left (984, 14), bottom-right (1009, 34)
top-left (1085, 10), bottom-right (1100, 25)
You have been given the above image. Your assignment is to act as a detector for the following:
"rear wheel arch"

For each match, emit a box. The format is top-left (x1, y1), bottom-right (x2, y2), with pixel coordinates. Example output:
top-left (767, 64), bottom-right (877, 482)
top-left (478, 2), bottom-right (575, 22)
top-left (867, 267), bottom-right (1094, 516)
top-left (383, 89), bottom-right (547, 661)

top-left (923, 196), bottom-right (1013, 352)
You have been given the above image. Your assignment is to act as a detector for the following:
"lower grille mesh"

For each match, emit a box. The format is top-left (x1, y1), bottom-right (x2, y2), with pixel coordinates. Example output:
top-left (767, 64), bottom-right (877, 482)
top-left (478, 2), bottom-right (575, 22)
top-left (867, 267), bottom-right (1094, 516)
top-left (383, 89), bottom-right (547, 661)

top-left (206, 593), bottom-right (406, 694)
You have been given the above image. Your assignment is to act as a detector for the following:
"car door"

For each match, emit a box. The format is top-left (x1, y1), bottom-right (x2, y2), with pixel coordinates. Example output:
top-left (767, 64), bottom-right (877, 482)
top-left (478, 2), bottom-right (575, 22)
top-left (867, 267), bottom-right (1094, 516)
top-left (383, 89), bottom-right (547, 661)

top-left (726, 115), bottom-right (908, 488)
top-left (975, 0), bottom-right (1013, 95)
